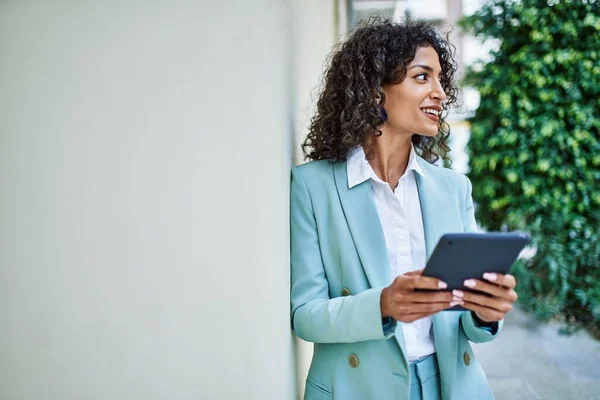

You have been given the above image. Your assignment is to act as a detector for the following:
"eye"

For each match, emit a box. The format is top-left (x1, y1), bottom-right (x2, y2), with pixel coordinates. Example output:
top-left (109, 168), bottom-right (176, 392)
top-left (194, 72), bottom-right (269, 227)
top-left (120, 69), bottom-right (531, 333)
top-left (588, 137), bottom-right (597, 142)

top-left (415, 73), bottom-right (428, 82)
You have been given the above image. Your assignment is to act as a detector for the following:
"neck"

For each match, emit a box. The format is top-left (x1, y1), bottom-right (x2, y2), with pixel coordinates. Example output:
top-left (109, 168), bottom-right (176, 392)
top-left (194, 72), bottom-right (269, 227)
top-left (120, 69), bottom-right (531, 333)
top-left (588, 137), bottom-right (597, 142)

top-left (365, 128), bottom-right (413, 191)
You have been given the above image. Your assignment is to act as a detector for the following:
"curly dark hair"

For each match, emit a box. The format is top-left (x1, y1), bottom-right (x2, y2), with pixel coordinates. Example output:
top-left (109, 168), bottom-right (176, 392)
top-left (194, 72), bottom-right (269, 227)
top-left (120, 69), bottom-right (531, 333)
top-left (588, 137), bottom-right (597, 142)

top-left (302, 17), bottom-right (459, 164)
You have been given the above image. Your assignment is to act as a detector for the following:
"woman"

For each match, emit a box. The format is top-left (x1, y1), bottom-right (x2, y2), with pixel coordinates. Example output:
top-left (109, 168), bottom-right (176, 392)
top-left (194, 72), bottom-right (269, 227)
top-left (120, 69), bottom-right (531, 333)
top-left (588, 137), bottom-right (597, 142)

top-left (290, 19), bottom-right (518, 400)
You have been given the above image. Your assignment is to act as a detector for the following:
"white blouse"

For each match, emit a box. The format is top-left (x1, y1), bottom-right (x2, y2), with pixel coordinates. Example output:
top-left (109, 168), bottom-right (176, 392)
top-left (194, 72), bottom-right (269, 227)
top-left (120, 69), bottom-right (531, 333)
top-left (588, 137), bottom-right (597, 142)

top-left (346, 145), bottom-right (434, 362)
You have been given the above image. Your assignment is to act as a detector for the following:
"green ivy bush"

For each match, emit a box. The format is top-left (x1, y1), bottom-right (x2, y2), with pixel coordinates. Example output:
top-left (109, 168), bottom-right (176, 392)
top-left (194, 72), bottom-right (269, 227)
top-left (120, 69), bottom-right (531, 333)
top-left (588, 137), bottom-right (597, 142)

top-left (460, 0), bottom-right (600, 334)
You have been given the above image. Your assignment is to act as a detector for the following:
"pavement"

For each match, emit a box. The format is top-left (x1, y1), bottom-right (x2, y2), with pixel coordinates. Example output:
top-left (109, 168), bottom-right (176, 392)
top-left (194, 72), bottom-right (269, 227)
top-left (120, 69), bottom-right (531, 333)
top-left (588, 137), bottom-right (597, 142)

top-left (473, 307), bottom-right (600, 400)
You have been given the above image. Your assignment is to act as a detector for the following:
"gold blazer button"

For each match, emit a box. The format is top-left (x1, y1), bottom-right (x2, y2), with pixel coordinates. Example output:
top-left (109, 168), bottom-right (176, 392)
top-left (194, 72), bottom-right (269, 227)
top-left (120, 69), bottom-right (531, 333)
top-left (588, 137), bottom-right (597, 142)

top-left (463, 352), bottom-right (471, 366)
top-left (348, 354), bottom-right (359, 368)
top-left (341, 287), bottom-right (351, 296)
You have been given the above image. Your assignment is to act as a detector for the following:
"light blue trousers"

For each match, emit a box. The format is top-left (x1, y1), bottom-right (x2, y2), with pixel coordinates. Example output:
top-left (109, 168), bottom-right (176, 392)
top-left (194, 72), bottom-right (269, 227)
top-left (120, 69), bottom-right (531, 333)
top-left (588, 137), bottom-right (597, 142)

top-left (409, 354), bottom-right (442, 400)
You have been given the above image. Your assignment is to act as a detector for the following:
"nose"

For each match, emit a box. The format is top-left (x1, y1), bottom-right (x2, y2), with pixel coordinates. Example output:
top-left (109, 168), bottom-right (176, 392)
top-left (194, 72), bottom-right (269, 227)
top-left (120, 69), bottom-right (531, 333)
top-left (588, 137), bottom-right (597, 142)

top-left (430, 78), bottom-right (447, 101)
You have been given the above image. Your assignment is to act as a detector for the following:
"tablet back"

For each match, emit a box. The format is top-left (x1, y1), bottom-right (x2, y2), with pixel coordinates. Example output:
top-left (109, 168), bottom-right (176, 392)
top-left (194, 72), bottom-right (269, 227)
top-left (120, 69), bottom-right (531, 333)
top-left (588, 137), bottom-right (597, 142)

top-left (423, 232), bottom-right (530, 310)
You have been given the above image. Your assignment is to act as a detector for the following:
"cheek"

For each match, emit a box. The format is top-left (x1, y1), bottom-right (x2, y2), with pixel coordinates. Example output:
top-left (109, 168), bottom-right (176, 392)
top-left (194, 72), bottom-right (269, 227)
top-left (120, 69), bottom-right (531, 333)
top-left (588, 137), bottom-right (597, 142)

top-left (387, 95), bottom-right (415, 117)
top-left (383, 85), bottom-right (431, 125)
top-left (387, 89), bottom-right (425, 113)
top-left (386, 98), bottom-right (424, 124)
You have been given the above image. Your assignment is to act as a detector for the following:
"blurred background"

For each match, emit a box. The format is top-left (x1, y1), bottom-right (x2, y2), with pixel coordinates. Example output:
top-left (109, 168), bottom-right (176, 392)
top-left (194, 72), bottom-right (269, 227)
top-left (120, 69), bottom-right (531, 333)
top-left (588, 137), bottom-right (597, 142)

top-left (1, 1), bottom-right (598, 399)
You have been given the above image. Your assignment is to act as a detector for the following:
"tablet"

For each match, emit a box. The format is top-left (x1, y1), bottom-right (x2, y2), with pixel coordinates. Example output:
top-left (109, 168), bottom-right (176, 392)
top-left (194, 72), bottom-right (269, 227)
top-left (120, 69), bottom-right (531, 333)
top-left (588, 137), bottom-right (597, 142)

top-left (422, 232), bottom-right (530, 311)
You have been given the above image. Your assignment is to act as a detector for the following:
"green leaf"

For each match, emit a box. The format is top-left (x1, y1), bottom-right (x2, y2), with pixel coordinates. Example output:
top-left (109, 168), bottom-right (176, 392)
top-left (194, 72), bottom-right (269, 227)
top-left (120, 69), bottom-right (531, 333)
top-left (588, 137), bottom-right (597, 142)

top-left (461, 0), bottom-right (600, 334)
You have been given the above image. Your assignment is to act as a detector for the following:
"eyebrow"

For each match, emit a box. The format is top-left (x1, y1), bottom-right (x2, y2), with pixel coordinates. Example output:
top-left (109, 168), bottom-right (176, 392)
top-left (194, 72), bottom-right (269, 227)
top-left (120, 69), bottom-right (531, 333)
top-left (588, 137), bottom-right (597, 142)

top-left (409, 64), bottom-right (433, 71)
top-left (409, 64), bottom-right (442, 76)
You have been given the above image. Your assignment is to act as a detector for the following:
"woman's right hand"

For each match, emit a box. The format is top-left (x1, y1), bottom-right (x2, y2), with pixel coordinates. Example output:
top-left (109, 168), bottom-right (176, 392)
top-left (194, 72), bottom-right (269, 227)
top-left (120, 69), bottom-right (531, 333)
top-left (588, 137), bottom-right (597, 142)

top-left (380, 269), bottom-right (460, 323)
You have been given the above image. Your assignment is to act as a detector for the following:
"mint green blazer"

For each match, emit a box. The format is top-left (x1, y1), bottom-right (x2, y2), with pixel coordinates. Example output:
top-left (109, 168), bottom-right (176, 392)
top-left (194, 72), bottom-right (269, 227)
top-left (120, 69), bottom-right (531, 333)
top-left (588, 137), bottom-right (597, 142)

top-left (290, 156), bottom-right (503, 400)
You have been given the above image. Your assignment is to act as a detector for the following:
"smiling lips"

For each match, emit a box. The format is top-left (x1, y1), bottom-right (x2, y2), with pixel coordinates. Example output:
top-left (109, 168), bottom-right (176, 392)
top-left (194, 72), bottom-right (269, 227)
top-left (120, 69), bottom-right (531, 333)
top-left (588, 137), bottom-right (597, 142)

top-left (421, 106), bottom-right (441, 122)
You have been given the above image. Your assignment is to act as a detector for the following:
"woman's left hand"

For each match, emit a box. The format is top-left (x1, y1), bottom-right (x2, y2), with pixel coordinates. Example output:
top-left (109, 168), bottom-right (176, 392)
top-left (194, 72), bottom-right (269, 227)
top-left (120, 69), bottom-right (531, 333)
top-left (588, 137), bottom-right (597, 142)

top-left (451, 273), bottom-right (518, 323)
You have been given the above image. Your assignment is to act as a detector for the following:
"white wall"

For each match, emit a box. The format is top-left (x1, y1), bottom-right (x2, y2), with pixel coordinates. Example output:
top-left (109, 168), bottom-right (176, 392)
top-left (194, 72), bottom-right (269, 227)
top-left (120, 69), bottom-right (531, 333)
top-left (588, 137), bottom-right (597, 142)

top-left (292, 0), bottom-right (344, 164)
top-left (290, 0), bottom-right (339, 398)
top-left (0, 2), bottom-right (296, 399)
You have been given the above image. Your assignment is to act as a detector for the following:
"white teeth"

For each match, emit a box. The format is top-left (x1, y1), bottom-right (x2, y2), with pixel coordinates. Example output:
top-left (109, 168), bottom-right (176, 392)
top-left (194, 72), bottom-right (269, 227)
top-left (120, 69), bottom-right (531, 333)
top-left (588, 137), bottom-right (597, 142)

top-left (422, 108), bottom-right (440, 116)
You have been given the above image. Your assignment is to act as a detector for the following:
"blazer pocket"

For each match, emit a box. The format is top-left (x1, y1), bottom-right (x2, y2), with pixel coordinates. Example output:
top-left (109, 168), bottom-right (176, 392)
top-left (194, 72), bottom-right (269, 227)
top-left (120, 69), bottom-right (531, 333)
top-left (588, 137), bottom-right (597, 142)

top-left (305, 375), bottom-right (332, 399)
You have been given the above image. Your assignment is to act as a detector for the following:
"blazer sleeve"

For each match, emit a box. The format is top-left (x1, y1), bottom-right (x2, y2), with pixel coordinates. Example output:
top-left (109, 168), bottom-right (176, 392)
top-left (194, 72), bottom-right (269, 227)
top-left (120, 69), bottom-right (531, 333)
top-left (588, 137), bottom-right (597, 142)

top-left (459, 175), bottom-right (504, 342)
top-left (290, 166), bottom-right (396, 343)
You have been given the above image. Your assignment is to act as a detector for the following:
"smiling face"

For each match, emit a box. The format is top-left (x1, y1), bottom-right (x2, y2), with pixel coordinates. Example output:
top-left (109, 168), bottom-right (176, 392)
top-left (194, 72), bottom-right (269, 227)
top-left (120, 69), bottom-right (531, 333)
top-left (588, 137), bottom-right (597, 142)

top-left (382, 45), bottom-right (447, 137)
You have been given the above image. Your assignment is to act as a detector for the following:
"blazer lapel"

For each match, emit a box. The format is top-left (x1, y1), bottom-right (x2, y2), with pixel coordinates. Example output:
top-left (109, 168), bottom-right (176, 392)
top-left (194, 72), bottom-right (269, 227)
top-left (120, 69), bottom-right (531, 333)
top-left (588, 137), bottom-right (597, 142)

top-left (415, 160), bottom-right (441, 259)
top-left (334, 162), bottom-right (410, 375)
top-left (416, 157), bottom-right (458, 400)
top-left (333, 162), bottom-right (390, 290)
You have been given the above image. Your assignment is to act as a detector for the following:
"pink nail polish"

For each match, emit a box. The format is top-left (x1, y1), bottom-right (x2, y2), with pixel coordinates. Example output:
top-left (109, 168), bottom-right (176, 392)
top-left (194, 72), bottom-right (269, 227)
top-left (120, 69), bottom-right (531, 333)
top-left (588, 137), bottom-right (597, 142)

top-left (452, 290), bottom-right (464, 298)
top-left (464, 279), bottom-right (476, 288)
top-left (483, 273), bottom-right (497, 281)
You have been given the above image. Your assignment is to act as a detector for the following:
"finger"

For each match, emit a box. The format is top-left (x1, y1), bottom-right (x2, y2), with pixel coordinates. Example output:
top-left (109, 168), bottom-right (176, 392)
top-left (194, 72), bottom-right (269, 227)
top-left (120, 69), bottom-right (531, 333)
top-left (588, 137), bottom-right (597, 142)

top-left (404, 269), bottom-right (424, 276)
top-left (406, 275), bottom-right (448, 290)
top-left (452, 289), bottom-right (513, 313)
top-left (482, 272), bottom-right (517, 289)
top-left (460, 302), bottom-right (504, 322)
top-left (395, 301), bottom-right (460, 315)
top-left (463, 279), bottom-right (518, 302)
top-left (402, 291), bottom-right (453, 303)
